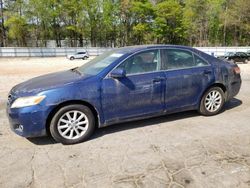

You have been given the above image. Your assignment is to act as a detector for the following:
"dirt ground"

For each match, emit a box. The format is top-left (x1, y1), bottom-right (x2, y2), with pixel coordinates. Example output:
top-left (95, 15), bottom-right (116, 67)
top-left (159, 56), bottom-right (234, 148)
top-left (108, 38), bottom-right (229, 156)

top-left (0, 57), bottom-right (250, 188)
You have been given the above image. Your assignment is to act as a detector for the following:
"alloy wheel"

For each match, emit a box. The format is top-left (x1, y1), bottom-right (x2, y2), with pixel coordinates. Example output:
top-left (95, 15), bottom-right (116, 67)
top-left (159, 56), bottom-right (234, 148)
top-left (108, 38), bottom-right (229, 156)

top-left (57, 110), bottom-right (89, 140)
top-left (204, 90), bottom-right (222, 112)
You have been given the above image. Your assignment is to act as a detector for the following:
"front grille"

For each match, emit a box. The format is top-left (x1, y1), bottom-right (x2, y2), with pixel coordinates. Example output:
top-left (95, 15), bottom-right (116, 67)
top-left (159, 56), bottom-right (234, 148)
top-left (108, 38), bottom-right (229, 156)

top-left (14, 124), bottom-right (24, 132)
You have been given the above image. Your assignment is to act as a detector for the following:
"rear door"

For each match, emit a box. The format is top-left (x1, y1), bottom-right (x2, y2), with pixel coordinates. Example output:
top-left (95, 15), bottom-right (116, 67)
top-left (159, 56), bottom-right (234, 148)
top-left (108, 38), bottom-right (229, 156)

top-left (160, 48), bottom-right (214, 111)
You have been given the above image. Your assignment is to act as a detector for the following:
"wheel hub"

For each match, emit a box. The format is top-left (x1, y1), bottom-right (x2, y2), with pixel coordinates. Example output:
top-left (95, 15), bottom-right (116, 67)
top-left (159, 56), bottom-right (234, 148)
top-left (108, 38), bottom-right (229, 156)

top-left (205, 90), bottom-right (222, 113)
top-left (57, 110), bottom-right (89, 140)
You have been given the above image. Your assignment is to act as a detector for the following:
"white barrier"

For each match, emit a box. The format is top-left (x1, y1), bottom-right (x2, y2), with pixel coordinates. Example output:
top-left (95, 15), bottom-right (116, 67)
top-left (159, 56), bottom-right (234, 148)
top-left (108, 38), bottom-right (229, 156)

top-left (0, 46), bottom-right (249, 57)
top-left (195, 47), bottom-right (250, 56)
top-left (0, 47), bottom-right (113, 57)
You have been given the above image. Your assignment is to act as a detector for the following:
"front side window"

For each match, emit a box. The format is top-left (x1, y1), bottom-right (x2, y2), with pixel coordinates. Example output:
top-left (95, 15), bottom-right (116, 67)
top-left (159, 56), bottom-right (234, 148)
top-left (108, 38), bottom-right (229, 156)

top-left (118, 50), bottom-right (160, 75)
top-left (161, 49), bottom-right (208, 70)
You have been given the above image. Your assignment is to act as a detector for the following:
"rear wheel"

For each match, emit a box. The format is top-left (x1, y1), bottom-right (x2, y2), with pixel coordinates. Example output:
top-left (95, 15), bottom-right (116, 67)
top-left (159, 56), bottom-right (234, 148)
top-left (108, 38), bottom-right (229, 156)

top-left (82, 56), bottom-right (88, 60)
top-left (199, 87), bottom-right (225, 116)
top-left (70, 56), bottom-right (75, 60)
top-left (50, 104), bottom-right (95, 144)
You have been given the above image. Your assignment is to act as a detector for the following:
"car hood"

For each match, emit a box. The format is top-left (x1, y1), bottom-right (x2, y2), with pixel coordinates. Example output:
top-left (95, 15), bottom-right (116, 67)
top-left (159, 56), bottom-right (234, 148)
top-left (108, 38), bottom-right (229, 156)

top-left (11, 69), bottom-right (91, 95)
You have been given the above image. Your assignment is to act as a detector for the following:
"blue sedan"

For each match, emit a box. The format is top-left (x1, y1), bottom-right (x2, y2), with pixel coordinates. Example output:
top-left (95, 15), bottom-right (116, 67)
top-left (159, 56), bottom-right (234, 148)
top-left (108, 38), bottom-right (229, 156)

top-left (6, 45), bottom-right (241, 144)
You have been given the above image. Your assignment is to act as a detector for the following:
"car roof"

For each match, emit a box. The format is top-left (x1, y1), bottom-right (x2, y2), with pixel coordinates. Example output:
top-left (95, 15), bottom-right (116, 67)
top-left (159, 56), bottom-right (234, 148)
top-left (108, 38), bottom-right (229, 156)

top-left (115, 45), bottom-right (195, 54)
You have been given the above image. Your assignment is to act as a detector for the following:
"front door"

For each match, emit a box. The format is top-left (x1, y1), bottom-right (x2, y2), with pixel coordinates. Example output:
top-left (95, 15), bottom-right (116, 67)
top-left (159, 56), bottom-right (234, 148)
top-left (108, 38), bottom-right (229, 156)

top-left (101, 49), bottom-right (166, 124)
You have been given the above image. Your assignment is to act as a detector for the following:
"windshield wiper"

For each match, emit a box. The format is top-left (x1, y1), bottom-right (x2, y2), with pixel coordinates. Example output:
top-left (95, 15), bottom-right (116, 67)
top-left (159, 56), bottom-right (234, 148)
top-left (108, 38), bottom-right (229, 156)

top-left (70, 67), bottom-right (82, 75)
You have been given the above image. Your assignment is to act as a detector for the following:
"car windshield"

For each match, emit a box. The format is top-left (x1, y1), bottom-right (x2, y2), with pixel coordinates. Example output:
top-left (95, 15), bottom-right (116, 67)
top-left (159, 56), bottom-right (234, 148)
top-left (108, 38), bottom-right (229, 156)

top-left (77, 50), bottom-right (125, 75)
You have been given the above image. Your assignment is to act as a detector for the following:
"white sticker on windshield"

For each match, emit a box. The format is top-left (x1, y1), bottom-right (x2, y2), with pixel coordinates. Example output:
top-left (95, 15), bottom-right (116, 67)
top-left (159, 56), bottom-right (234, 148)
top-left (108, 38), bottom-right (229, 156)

top-left (110, 53), bottom-right (123, 57)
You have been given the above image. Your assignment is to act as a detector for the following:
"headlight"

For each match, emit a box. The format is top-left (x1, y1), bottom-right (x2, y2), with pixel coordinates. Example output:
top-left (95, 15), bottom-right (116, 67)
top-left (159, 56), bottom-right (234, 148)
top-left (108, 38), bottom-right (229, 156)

top-left (11, 95), bottom-right (46, 108)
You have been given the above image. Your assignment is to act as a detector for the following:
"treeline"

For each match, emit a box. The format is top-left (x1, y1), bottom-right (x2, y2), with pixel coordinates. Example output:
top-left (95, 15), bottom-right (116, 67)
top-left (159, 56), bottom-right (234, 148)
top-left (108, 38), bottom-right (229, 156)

top-left (0, 0), bottom-right (250, 47)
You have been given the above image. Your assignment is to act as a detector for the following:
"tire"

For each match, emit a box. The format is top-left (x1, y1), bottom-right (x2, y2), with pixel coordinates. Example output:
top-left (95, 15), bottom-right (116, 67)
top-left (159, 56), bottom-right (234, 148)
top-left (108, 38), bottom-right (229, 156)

top-left (244, 59), bottom-right (248, 64)
top-left (199, 87), bottom-right (225, 116)
top-left (50, 104), bottom-right (95, 144)
top-left (82, 56), bottom-right (87, 60)
top-left (70, 56), bottom-right (75, 60)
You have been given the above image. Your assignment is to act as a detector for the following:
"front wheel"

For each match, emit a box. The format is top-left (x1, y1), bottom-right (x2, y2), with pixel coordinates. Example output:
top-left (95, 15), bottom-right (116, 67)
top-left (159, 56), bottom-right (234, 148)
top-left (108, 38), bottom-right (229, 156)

top-left (199, 87), bottom-right (225, 116)
top-left (50, 104), bottom-right (95, 144)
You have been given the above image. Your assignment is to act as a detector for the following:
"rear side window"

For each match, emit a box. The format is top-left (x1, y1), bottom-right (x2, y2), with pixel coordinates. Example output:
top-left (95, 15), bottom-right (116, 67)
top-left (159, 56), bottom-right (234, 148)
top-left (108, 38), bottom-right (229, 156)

top-left (161, 49), bottom-right (208, 70)
top-left (194, 54), bottom-right (209, 66)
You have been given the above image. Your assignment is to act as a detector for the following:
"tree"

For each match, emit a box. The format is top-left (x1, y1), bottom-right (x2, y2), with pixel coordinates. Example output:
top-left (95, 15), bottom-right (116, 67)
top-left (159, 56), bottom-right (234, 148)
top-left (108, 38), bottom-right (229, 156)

top-left (1, 0), bottom-right (250, 47)
top-left (207, 0), bottom-right (225, 46)
top-left (81, 0), bottom-right (103, 47)
top-left (61, 0), bottom-right (85, 47)
top-left (4, 0), bottom-right (28, 46)
top-left (27, 0), bottom-right (51, 47)
top-left (0, 0), bottom-right (6, 47)
top-left (130, 0), bottom-right (154, 44)
top-left (183, 0), bottom-right (210, 46)
top-left (4, 16), bottom-right (27, 46)
top-left (154, 0), bottom-right (185, 44)
top-left (226, 0), bottom-right (250, 45)
top-left (101, 0), bottom-right (119, 47)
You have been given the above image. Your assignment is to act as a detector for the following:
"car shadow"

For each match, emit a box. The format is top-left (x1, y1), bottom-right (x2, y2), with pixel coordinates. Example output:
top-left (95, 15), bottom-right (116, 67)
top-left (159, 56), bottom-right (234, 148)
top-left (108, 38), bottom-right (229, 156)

top-left (27, 136), bottom-right (57, 145)
top-left (92, 98), bottom-right (242, 140)
top-left (92, 111), bottom-right (199, 140)
top-left (221, 98), bottom-right (242, 113)
top-left (27, 98), bottom-right (242, 145)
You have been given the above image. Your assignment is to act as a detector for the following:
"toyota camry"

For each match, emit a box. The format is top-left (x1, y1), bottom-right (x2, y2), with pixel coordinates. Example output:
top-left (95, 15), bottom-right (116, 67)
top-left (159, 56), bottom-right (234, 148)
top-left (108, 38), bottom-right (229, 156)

top-left (6, 45), bottom-right (241, 144)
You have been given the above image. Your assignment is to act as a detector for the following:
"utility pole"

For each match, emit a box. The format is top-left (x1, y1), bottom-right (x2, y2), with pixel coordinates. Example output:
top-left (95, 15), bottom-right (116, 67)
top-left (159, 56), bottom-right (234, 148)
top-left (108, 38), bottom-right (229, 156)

top-left (0, 0), bottom-right (6, 47)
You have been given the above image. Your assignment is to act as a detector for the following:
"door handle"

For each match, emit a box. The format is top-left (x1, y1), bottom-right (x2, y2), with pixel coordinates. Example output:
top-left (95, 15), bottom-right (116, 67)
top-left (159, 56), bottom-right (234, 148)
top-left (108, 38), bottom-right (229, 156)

top-left (203, 70), bottom-right (212, 75)
top-left (153, 76), bottom-right (165, 82)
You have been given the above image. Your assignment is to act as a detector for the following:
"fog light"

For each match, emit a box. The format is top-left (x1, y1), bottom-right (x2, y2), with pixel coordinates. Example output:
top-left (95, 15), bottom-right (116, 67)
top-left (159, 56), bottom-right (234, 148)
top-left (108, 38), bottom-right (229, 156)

top-left (14, 124), bottom-right (24, 132)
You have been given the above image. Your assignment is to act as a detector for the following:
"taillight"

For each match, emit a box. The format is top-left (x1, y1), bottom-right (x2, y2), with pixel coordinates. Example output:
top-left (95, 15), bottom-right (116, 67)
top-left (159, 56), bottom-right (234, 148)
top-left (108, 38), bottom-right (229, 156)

top-left (233, 66), bottom-right (241, 74)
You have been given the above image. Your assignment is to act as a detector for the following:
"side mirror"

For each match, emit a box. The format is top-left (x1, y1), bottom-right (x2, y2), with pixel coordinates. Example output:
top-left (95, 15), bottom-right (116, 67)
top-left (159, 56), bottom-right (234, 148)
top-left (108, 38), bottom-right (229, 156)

top-left (110, 68), bottom-right (126, 78)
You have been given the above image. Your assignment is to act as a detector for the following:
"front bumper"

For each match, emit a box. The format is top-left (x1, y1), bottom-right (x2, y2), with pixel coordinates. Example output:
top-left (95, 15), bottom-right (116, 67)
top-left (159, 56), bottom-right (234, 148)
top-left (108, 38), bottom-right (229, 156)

top-left (6, 105), bottom-right (48, 138)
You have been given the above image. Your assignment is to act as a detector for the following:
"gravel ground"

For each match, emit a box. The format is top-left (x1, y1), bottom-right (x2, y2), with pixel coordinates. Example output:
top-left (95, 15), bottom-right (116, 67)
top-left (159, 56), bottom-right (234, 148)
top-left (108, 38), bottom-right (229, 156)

top-left (0, 57), bottom-right (250, 188)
